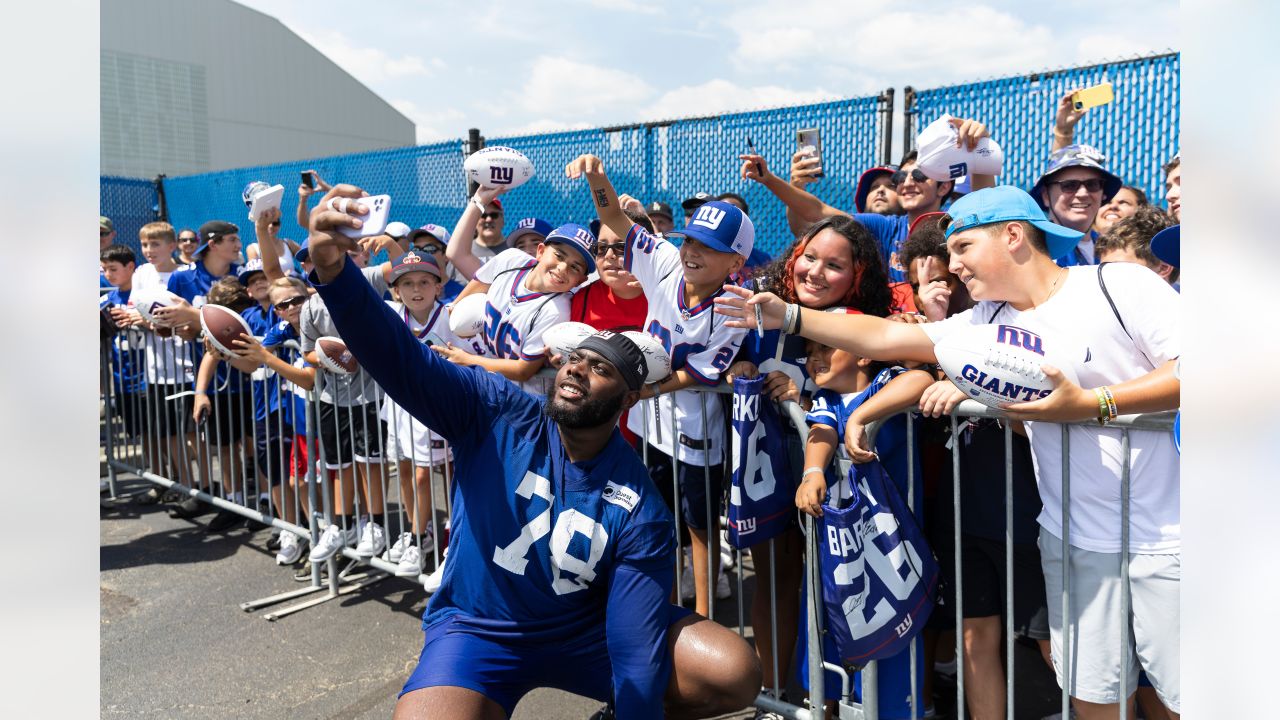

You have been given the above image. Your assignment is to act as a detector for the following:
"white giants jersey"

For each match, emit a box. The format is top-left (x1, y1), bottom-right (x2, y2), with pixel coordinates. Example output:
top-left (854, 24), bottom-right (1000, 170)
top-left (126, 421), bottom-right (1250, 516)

top-left (622, 225), bottom-right (746, 465)
top-left (474, 248), bottom-right (571, 396)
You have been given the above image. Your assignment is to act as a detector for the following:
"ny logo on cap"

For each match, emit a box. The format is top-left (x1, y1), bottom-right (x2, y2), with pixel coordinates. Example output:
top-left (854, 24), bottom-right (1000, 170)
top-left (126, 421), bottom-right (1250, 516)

top-left (692, 205), bottom-right (725, 231)
top-left (490, 167), bottom-right (513, 185)
top-left (573, 228), bottom-right (595, 246)
top-left (518, 218), bottom-right (536, 229)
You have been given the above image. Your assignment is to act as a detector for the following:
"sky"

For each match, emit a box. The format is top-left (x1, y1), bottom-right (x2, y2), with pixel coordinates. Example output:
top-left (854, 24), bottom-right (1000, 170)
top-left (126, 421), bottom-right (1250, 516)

top-left (237, 0), bottom-right (1178, 145)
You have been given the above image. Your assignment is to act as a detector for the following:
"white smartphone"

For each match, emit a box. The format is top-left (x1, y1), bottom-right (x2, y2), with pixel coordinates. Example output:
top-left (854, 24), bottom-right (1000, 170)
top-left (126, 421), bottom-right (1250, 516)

top-left (336, 194), bottom-right (392, 239)
top-left (796, 128), bottom-right (824, 178)
top-left (247, 184), bottom-right (285, 222)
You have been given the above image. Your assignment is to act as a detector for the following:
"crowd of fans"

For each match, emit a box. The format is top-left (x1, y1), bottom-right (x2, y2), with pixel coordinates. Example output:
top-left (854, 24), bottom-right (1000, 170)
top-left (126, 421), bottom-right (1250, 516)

top-left (100, 88), bottom-right (1181, 720)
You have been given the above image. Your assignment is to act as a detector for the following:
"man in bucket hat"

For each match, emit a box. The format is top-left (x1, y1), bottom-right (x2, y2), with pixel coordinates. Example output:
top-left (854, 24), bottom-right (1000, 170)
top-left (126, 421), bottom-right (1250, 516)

top-left (1030, 144), bottom-right (1124, 267)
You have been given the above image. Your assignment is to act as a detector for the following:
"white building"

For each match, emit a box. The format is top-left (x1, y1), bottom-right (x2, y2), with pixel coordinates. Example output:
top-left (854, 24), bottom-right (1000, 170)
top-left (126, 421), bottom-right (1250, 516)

top-left (101, 0), bottom-right (414, 178)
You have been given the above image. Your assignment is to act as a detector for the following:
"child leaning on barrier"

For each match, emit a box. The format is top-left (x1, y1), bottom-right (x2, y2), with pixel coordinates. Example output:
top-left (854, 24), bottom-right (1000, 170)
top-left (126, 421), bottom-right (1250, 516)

top-left (230, 277), bottom-right (317, 566)
top-left (380, 249), bottom-right (467, 579)
top-left (567, 153), bottom-right (750, 618)
top-left (100, 244), bottom-right (147, 440)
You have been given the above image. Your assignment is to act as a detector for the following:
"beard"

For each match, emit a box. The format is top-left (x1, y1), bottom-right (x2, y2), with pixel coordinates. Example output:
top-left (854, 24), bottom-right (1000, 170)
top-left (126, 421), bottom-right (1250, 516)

top-left (544, 385), bottom-right (626, 430)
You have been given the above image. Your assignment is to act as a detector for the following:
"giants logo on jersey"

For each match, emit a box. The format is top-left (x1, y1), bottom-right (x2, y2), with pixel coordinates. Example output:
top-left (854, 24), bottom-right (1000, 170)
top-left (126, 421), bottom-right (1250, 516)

top-left (691, 204), bottom-right (726, 230)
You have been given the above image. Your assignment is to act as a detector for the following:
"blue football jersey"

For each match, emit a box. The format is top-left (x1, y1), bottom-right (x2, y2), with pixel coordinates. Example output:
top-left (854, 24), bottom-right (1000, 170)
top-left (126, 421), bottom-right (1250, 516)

top-left (314, 259), bottom-right (678, 716)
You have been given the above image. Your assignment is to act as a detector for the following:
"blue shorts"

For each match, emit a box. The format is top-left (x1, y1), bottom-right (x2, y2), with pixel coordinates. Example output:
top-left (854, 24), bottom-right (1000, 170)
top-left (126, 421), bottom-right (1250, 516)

top-left (401, 605), bottom-right (695, 715)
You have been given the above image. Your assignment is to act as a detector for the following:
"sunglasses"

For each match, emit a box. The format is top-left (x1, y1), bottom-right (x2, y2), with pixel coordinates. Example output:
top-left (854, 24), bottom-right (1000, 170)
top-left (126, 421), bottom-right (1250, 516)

top-left (890, 169), bottom-right (930, 186)
top-left (100, 230), bottom-right (112, 237)
top-left (594, 242), bottom-right (626, 258)
top-left (179, 236), bottom-right (197, 243)
top-left (275, 296), bottom-right (308, 310)
top-left (480, 212), bottom-right (503, 219)
top-left (1047, 178), bottom-right (1105, 194)
top-left (414, 243), bottom-right (444, 254)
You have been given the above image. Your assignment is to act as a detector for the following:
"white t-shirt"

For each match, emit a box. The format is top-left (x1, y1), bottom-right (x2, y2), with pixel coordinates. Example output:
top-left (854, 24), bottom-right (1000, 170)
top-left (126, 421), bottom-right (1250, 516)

top-left (131, 263), bottom-right (195, 385)
top-left (922, 263), bottom-right (1180, 553)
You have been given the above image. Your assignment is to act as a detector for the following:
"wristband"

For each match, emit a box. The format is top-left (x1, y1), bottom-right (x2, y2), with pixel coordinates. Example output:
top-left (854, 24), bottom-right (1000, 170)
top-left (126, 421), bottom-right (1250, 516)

top-left (194, 390), bottom-right (208, 396)
top-left (1094, 387), bottom-right (1108, 425)
top-left (1101, 385), bottom-right (1118, 423)
top-left (802, 466), bottom-right (825, 478)
top-left (783, 303), bottom-right (799, 335)
top-left (649, 382), bottom-right (662, 398)
top-left (471, 195), bottom-right (488, 212)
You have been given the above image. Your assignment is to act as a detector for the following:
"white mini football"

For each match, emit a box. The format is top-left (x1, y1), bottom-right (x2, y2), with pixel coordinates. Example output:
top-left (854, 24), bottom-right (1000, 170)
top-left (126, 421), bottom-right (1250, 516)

top-left (448, 293), bottom-right (489, 339)
top-left (933, 323), bottom-right (1079, 409)
top-left (464, 146), bottom-right (535, 189)
top-left (622, 330), bottom-right (672, 384)
top-left (132, 288), bottom-right (184, 325)
top-left (542, 322), bottom-right (597, 360)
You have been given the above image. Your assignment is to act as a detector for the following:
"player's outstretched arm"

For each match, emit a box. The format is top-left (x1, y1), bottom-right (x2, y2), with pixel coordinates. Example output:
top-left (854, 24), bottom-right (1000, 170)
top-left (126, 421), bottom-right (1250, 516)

top-left (307, 185), bottom-right (491, 442)
top-left (565, 155), bottom-right (632, 242)
top-left (715, 286), bottom-right (938, 364)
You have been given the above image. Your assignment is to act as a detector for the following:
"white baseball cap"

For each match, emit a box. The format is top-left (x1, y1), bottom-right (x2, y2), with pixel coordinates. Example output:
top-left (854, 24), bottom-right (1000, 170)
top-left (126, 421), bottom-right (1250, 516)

top-left (915, 114), bottom-right (1004, 183)
top-left (385, 221), bottom-right (412, 240)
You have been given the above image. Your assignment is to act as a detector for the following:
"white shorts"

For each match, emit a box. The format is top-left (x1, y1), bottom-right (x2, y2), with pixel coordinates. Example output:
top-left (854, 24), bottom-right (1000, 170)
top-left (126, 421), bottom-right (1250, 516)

top-left (1039, 527), bottom-right (1180, 713)
top-left (383, 402), bottom-right (451, 468)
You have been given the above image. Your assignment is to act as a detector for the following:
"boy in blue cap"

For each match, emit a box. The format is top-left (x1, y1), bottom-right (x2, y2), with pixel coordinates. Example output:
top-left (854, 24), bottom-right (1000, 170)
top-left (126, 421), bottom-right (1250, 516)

top-left (719, 185), bottom-right (1182, 720)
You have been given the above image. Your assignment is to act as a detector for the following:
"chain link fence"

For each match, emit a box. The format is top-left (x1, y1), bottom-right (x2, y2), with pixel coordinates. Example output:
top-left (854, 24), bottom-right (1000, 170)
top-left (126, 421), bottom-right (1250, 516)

top-left (906, 52), bottom-right (1179, 205)
top-left (102, 53), bottom-right (1179, 263)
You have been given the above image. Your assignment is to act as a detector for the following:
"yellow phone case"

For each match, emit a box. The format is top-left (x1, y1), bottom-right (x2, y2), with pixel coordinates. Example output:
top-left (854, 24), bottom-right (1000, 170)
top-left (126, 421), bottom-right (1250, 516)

top-left (1072, 83), bottom-right (1114, 111)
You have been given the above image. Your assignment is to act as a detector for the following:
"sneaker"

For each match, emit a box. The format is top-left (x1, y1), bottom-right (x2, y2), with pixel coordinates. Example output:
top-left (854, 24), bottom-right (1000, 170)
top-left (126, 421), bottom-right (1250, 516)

top-left (753, 709), bottom-right (785, 720)
top-left (355, 520), bottom-right (386, 557)
top-left (135, 487), bottom-right (164, 505)
top-left (396, 545), bottom-right (423, 577)
top-left (386, 532), bottom-right (413, 564)
top-left (423, 549), bottom-right (448, 593)
top-left (309, 524), bottom-right (349, 563)
top-left (207, 507), bottom-right (245, 532)
top-left (266, 530), bottom-right (282, 551)
top-left (276, 532), bottom-right (303, 565)
top-left (721, 537), bottom-right (737, 570)
top-left (169, 497), bottom-right (211, 519)
top-left (715, 568), bottom-right (731, 600)
top-left (294, 558), bottom-right (329, 582)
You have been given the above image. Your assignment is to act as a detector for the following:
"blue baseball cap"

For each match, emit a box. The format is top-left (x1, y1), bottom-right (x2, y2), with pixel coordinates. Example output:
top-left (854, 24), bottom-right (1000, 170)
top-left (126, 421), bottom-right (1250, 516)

top-left (1030, 144), bottom-right (1123, 207)
top-left (236, 258), bottom-right (266, 283)
top-left (1150, 224), bottom-right (1179, 267)
top-left (507, 217), bottom-right (554, 245)
top-left (389, 248), bottom-right (445, 282)
top-left (544, 223), bottom-right (598, 274)
top-left (667, 200), bottom-right (754, 258)
top-left (854, 165), bottom-right (897, 213)
top-left (942, 186), bottom-right (1084, 260)
top-left (294, 238), bottom-right (310, 263)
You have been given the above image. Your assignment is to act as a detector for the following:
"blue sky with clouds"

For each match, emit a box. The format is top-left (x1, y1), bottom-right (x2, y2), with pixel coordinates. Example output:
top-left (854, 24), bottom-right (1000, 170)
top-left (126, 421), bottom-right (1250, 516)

top-left (237, 0), bottom-right (1177, 144)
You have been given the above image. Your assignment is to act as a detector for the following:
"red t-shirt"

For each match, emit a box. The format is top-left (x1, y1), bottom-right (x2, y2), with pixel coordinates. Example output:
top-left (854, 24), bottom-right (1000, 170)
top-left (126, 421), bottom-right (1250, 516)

top-left (570, 281), bottom-right (648, 332)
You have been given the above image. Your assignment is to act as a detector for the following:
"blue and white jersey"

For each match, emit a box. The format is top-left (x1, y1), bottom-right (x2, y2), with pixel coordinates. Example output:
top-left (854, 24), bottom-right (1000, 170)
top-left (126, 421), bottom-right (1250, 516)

top-left (100, 288), bottom-right (146, 395)
top-left (850, 213), bottom-right (910, 283)
top-left (262, 321), bottom-right (309, 435)
top-left (314, 259), bottom-right (678, 714)
top-left (473, 248), bottom-right (571, 396)
top-left (621, 224), bottom-right (746, 465)
top-left (166, 259), bottom-right (242, 308)
top-left (806, 367), bottom-right (921, 509)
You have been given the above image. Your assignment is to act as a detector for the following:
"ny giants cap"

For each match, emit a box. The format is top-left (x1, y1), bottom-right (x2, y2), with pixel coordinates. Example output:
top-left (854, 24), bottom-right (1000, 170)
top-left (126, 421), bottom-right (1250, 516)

top-left (507, 217), bottom-right (554, 245)
top-left (667, 200), bottom-right (754, 259)
top-left (646, 201), bottom-right (673, 219)
top-left (915, 115), bottom-right (1005, 183)
top-left (544, 223), bottom-right (598, 274)
top-left (942, 186), bottom-right (1083, 260)
top-left (408, 224), bottom-right (451, 246)
top-left (236, 258), bottom-right (266, 284)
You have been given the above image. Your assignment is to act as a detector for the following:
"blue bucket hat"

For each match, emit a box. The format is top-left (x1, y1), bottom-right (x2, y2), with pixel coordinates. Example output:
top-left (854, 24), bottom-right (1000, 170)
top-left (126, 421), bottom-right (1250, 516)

top-left (1030, 144), bottom-right (1123, 208)
top-left (544, 223), bottom-right (598, 274)
top-left (942, 186), bottom-right (1084, 260)
top-left (1150, 225), bottom-right (1179, 267)
top-left (667, 200), bottom-right (755, 258)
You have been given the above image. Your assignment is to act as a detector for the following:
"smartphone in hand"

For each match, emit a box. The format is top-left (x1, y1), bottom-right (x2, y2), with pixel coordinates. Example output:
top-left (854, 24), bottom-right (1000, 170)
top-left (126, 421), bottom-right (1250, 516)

top-left (796, 127), bottom-right (824, 178)
top-left (336, 194), bottom-right (392, 239)
top-left (1072, 82), bottom-right (1114, 111)
top-left (301, 170), bottom-right (315, 189)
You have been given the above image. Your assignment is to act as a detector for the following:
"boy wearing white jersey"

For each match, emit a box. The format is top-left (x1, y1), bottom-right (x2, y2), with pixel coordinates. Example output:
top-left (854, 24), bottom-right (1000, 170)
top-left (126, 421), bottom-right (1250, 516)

top-left (567, 154), bottom-right (750, 616)
top-left (717, 186), bottom-right (1181, 720)
top-left (439, 188), bottom-right (595, 397)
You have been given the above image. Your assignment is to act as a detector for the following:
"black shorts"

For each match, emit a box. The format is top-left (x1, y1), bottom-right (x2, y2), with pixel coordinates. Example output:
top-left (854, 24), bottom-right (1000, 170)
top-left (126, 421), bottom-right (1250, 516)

top-left (648, 450), bottom-right (724, 533)
top-left (960, 534), bottom-right (1050, 639)
top-left (146, 384), bottom-right (193, 438)
top-left (317, 401), bottom-right (384, 469)
top-left (206, 392), bottom-right (253, 446)
top-left (113, 392), bottom-right (146, 438)
top-left (254, 411), bottom-right (294, 487)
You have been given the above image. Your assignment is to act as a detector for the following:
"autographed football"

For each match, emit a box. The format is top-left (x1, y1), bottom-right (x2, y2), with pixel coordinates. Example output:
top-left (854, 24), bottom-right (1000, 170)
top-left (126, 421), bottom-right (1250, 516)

top-left (132, 288), bottom-right (184, 325)
top-left (542, 322), bottom-right (597, 360)
top-left (199, 304), bottom-right (253, 357)
top-left (464, 146), bottom-right (534, 190)
top-left (315, 336), bottom-right (359, 375)
top-left (622, 330), bottom-right (672, 384)
top-left (448, 293), bottom-right (489, 339)
top-left (933, 323), bottom-right (1079, 409)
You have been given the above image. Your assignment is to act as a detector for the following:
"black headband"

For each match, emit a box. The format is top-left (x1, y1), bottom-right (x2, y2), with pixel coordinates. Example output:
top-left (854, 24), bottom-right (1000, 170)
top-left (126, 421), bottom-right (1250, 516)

top-left (576, 332), bottom-right (647, 391)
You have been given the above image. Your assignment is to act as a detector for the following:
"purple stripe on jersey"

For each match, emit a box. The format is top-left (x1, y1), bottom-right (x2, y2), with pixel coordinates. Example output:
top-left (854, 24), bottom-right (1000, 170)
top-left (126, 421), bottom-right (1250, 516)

top-left (623, 224), bottom-right (643, 275)
top-left (519, 349), bottom-right (546, 361)
top-left (678, 283), bottom-right (725, 318)
top-left (511, 261), bottom-right (547, 303)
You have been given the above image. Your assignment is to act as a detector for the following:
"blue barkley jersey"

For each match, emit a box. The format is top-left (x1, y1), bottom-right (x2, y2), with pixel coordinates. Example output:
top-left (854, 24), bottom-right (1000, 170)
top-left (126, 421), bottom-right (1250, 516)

top-left (314, 259), bottom-right (677, 715)
top-left (850, 213), bottom-right (910, 283)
